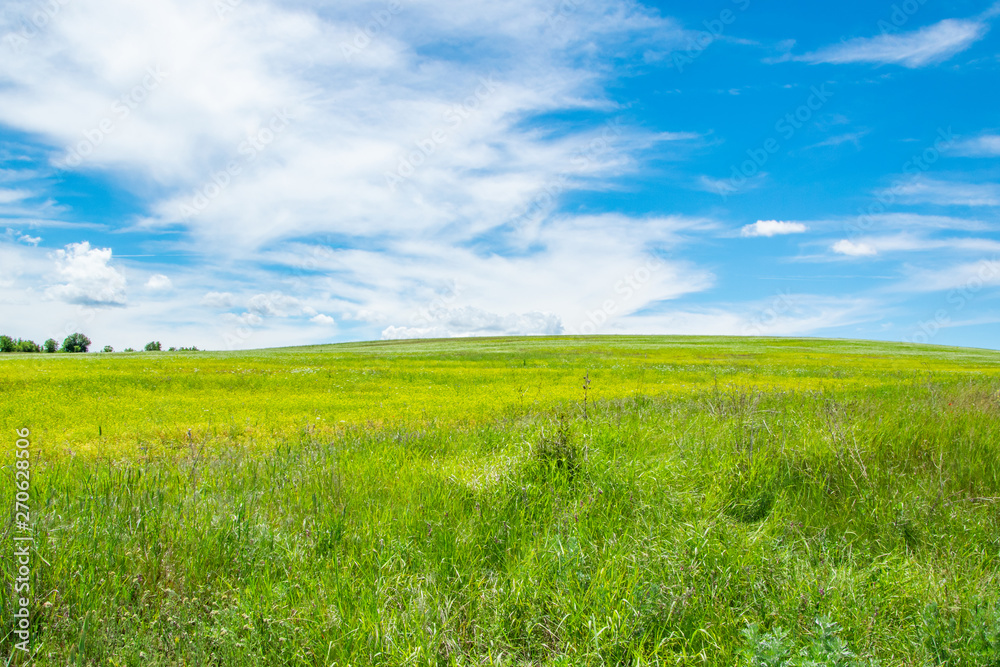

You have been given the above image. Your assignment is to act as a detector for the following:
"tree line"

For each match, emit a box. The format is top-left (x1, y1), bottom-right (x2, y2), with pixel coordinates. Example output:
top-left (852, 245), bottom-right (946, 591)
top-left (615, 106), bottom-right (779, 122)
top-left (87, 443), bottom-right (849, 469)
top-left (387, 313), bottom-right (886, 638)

top-left (0, 333), bottom-right (198, 354)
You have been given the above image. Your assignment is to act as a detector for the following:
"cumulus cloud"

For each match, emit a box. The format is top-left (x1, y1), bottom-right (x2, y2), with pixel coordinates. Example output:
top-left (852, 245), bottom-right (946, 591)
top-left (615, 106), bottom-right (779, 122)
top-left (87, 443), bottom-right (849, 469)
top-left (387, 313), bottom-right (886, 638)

top-left (310, 313), bottom-right (335, 325)
top-left (201, 291), bottom-right (235, 308)
top-left (45, 241), bottom-right (127, 305)
top-left (144, 274), bottom-right (173, 291)
top-left (832, 240), bottom-right (877, 257)
top-left (741, 220), bottom-right (808, 237)
top-left (4, 228), bottom-right (41, 245)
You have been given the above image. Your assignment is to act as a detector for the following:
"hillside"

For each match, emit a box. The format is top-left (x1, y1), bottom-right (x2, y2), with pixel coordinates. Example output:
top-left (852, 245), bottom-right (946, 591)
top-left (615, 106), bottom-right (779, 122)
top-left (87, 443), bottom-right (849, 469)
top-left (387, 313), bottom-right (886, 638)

top-left (1, 336), bottom-right (999, 665)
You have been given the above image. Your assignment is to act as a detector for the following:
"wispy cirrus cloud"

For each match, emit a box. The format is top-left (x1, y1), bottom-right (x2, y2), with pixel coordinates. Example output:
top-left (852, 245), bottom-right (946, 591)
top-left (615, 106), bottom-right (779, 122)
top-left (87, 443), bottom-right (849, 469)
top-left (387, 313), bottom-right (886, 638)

top-left (885, 177), bottom-right (1000, 207)
top-left (799, 17), bottom-right (991, 67)
top-left (0, 0), bottom-right (720, 345)
top-left (951, 133), bottom-right (1000, 156)
top-left (0, 0), bottom-right (690, 252)
top-left (803, 130), bottom-right (870, 150)
top-left (597, 294), bottom-right (881, 337)
top-left (895, 260), bottom-right (1000, 292)
top-left (829, 234), bottom-right (1000, 257)
top-left (0, 188), bottom-right (32, 204)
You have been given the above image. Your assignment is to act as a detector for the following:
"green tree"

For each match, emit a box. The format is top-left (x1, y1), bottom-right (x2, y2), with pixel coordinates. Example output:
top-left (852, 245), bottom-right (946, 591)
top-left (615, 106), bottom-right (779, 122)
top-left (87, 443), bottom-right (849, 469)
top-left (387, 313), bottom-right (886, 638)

top-left (144, 341), bottom-right (162, 352)
top-left (43, 338), bottom-right (58, 353)
top-left (16, 339), bottom-right (41, 353)
top-left (0, 335), bottom-right (15, 353)
top-left (61, 333), bottom-right (92, 353)
top-left (102, 345), bottom-right (114, 353)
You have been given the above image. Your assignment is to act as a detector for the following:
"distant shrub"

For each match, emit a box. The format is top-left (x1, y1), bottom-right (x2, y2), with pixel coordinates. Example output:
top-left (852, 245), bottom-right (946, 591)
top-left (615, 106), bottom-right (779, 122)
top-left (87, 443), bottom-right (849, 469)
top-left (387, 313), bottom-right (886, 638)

top-left (61, 333), bottom-right (91, 353)
top-left (43, 338), bottom-right (58, 353)
top-left (144, 341), bottom-right (162, 352)
top-left (1, 337), bottom-right (41, 353)
top-left (123, 347), bottom-right (136, 353)
top-left (102, 345), bottom-right (114, 353)
top-left (178, 346), bottom-right (199, 351)
top-left (168, 346), bottom-right (176, 351)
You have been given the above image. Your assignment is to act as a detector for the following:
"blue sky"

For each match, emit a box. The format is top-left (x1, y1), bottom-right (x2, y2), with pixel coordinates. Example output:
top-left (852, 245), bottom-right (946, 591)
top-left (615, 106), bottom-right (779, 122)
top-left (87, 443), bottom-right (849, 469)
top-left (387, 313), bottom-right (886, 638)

top-left (1, 0), bottom-right (998, 350)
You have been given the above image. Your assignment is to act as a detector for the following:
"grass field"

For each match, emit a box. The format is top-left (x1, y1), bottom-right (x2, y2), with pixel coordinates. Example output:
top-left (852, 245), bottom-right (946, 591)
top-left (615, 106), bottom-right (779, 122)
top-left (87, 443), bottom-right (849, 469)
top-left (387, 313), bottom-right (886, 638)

top-left (2, 335), bottom-right (1000, 665)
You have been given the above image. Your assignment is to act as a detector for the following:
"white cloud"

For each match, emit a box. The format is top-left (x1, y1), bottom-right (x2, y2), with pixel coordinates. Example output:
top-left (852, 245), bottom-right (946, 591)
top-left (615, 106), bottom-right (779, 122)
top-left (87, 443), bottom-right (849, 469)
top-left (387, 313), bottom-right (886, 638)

top-left (260, 213), bottom-right (715, 339)
top-left (781, 213), bottom-right (990, 237)
top-left (382, 308), bottom-right (562, 340)
top-left (5, 228), bottom-right (42, 245)
top-left (801, 18), bottom-right (990, 67)
top-left (854, 213), bottom-right (990, 231)
top-left (0, 0), bottom-right (690, 254)
top-left (0, 0), bottom-right (726, 346)
top-left (45, 241), bottom-right (127, 306)
top-left (832, 240), bottom-right (878, 256)
top-left (952, 134), bottom-right (1000, 157)
top-left (741, 220), bottom-right (807, 237)
top-left (144, 273), bottom-right (173, 291)
top-left (804, 130), bottom-right (870, 150)
top-left (310, 313), bottom-right (335, 326)
top-left (696, 173), bottom-right (767, 196)
top-left (591, 294), bottom-right (880, 338)
top-left (897, 260), bottom-right (1000, 292)
top-left (247, 292), bottom-right (305, 318)
top-left (200, 291), bottom-right (235, 308)
top-left (887, 177), bottom-right (1000, 207)
top-left (0, 188), bottom-right (32, 204)
top-left (821, 233), bottom-right (1000, 257)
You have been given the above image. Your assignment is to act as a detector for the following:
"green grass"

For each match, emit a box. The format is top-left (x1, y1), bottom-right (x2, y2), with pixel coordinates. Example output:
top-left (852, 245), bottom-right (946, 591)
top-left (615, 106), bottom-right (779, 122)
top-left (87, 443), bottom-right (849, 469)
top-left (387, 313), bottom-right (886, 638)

top-left (2, 335), bottom-right (999, 665)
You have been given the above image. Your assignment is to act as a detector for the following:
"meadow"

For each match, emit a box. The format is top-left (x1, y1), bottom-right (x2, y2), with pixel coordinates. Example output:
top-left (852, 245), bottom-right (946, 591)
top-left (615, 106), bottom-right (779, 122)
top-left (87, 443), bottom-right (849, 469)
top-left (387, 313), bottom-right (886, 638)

top-left (1, 335), bottom-right (999, 665)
